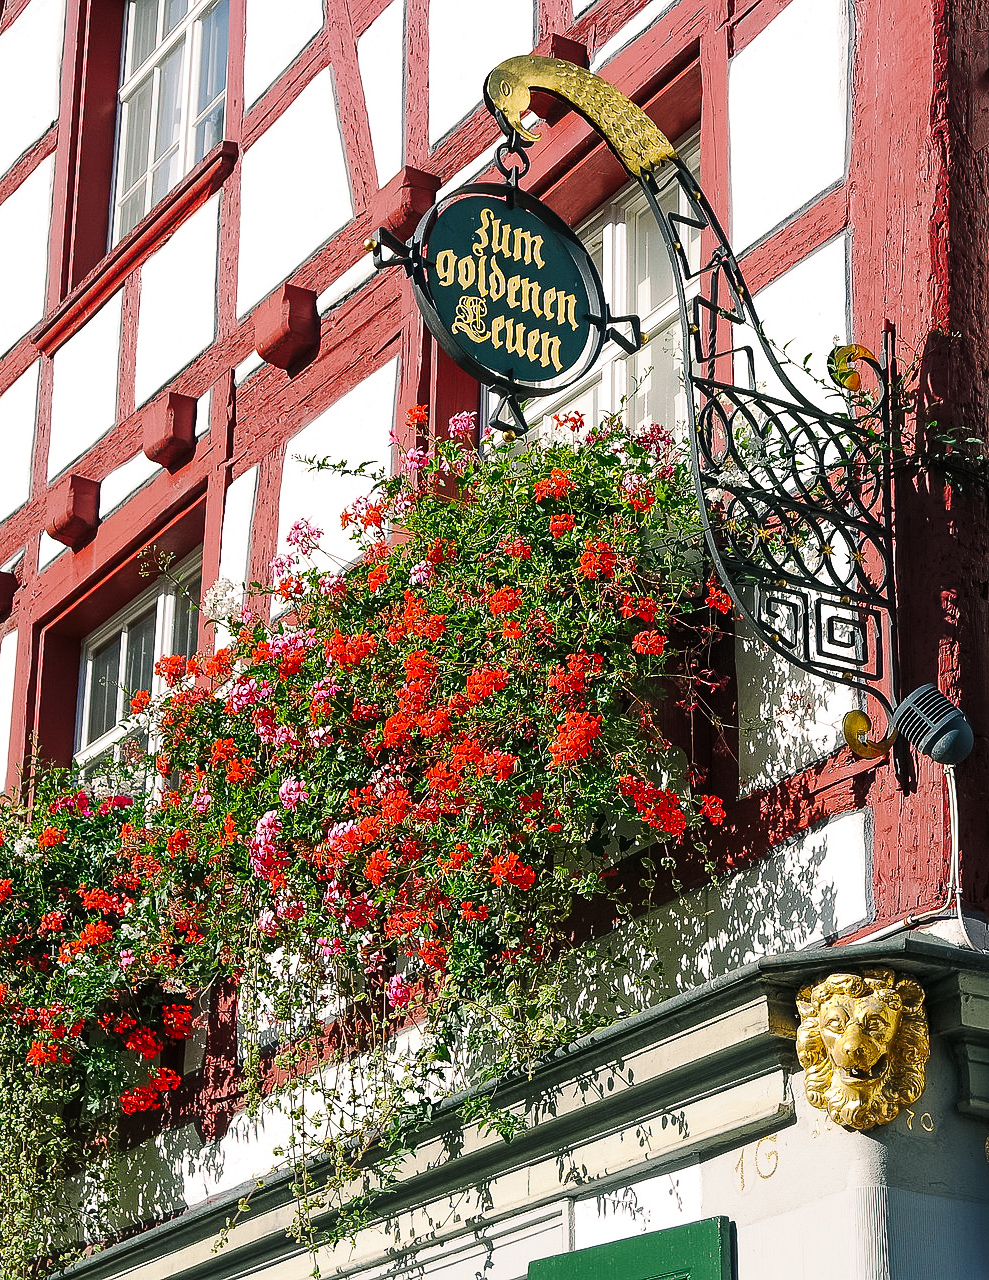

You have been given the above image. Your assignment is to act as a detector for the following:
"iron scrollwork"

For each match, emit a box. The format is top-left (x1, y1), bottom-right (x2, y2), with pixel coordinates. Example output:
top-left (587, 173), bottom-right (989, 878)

top-left (485, 56), bottom-right (900, 748)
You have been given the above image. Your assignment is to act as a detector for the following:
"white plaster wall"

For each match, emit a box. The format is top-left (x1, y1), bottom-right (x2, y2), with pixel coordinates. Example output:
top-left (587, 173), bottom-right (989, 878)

top-left (315, 252), bottom-right (376, 314)
top-left (218, 464), bottom-right (258, 590)
top-left (0, 0), bottom-right (65, 179)
top-left (589, 0), bottom-right (679, 71)
top-left (572, 1166), bottom-right (703, 1248)
top-left (733, 1182), bottom-right (989, 1279)
top-left (89, 1018), bottom-right (989, 1280)
top-left (98, 451), bottom-right (159, 517)
top-left (428, 0), bottom-right (533, 144)
top-left (0, 629), bottom-right (18, 788)
top-left (277, 357), bottom-right (397, 569)
top-left (736, 623), bottom-right (856, 794)
top-left (749, 233), bottom-right (849, 405)
top-left (572, 809), bottom-right (871, 1015)
top-left (736, 233), bottom-right (854, 791)
top-left (371, 1206), bottom-right (565, 1280)
top-left (0, 361), bottom-right (39, 522)
top-left (48, 291), bottom-right (123, 479)
top-left (135, 194), bottom-right (220, 406)
top-left (357, 0), bottom-right (405, 187)
top-left (243, 0), bottom-right (323, 107)
top-left (729, 0), bottom-right (849, 251)
top-left (435, 137), bottom-right (502, 201)
top-left (701, 1038), bottom-right (989, 1280)
top-left (37, 532), bottom-right (66, 570)
top-left (690, 808), bottom-right (870, 970)
top-left (195, 387), bottom-right (212, 437)
top-left (238, 68), bottom-right (353, 317)
top-left (0, 154), bottom-right (55, 357)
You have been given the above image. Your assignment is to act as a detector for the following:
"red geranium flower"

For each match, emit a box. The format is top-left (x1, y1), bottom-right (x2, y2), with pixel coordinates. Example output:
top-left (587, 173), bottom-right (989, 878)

top-left (705, 578), bottom-right (733, 614)
top-left (533, 468), bottom-right (575, 501)
top-left (548, 711), bottom-right (602, 767)
top-left (700, 794), bottom-right (726, 825)
top-left (489, 851), bottom-right (536, 891)
top-left (488, 587), bottom-right (523, 616)
top-left (549, 513), bottom-right (575, 538)
top-left (631, 630), bottom-right (667, 655)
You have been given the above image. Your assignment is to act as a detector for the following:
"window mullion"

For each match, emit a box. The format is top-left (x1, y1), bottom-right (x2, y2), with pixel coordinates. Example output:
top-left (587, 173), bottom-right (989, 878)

top-left (156, 590), bottom-right (173, 663)
top-left (76, 656), bottom-right (93, 756)
top-left (178, 25), bottom-right (197, 179)
top-left (136, 65), bottom-right (163, 227)
top-left (607, 216), bottom-right (626, 416)
top-left (115, 625), bottom-right (131, 743)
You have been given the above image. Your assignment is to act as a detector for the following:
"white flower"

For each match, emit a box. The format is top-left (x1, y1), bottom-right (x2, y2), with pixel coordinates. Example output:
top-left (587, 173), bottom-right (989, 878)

top-left (14, 833), bottom-right (39, 862)
top-left (202, 576), bottom-right (242, 622)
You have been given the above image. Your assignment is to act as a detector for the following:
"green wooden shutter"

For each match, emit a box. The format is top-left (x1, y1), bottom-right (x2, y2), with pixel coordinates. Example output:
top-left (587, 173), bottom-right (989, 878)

top-left (528, 1217), bottom-right (733, 1280)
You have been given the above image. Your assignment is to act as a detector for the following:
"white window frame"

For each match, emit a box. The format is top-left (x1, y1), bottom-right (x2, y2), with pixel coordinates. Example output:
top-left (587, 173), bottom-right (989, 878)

top-left (74, 554), bottom-right (202, 779)
top-left (500, 136), bottom-right (701, 439)
top-left (111, 0), bottom-right (229, 244)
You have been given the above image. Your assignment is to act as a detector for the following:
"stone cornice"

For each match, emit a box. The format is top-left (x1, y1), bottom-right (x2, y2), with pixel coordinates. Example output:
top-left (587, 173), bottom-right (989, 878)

top-left (68, 936), bottom-right (989, 1280)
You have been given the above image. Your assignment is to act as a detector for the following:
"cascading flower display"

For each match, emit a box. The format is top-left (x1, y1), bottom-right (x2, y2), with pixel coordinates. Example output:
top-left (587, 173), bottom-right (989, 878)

top-left (0, 407), bottom-right (732, 1274)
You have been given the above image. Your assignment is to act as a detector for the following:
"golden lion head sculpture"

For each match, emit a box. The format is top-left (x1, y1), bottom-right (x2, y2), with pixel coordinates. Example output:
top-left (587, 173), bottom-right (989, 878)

top-left (795, 968), bottom-right (929, 1130)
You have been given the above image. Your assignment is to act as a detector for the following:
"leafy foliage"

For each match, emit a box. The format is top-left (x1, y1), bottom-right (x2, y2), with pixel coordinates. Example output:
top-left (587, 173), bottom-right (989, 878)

top-left (0, 409), bottom-right (730, 1274)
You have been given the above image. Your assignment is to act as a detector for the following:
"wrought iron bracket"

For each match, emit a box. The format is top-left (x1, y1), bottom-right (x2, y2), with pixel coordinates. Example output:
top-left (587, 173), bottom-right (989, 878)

top-left (483, 55), bottom-right (907, 771)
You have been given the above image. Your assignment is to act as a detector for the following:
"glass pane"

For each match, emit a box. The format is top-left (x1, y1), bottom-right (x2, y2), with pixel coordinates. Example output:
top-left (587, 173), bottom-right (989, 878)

top-left (680, 192), bottom-right (702, 275)
top-left (118, 182), bottom-right (148, 239)
top-left (120, 76), bottom-right (153, 194)
top-left (79, 749), bottom-right (115, 788)
top-left (163, 0), bottom-right (189, 36)
top-left (87, 637), bottom-right (122, 745)
top-left (633, 203), bottom-right (675, 320)
top-left (154, 41), bottom-right (185, 162)
top-left (125, 608), bottom-right (158, 696)
top-left (150, 146), bottom-right (181, 203)
top-left (629, 318), bottom-right (686, 434)
top-left (198, 0), bottom-right (229, 114)
top-left (194, 101), bottom-right (225, 161)
top-left (118, 731), bottom-right (151, 783)
top-left (128, 0), bottom-right (160, 74)
top-left (173, 580), bottom-right (201, 658)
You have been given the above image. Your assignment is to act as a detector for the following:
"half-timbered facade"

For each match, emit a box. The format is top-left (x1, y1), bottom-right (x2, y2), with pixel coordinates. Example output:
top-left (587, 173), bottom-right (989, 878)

top-left (2, 0), bottom-right (989, 1276)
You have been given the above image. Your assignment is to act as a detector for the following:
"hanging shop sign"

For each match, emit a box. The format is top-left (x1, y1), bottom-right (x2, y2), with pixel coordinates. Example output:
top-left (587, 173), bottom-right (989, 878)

top-left (372, 177), bottom-right (637, 430)
top-left (408, 184), bottom-right (606, 395)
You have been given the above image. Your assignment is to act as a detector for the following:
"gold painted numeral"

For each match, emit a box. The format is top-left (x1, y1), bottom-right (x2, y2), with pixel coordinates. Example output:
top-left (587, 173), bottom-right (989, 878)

top-left (735, 1135), bottom-right (779, 1190)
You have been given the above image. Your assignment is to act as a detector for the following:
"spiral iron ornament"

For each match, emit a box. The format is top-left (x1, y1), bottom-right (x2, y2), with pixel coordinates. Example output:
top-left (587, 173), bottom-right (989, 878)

top-left (486, 55), bottom-right (901, 757)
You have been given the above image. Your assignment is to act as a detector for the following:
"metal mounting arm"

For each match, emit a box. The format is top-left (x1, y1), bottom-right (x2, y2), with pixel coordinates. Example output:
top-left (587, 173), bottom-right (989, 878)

top-left (485, 55), bottom-right (902, 758)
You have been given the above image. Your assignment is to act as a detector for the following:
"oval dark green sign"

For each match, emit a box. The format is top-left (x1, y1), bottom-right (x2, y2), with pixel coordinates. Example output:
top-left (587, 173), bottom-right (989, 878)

top-left (409, 185), bottom-right (607, 399)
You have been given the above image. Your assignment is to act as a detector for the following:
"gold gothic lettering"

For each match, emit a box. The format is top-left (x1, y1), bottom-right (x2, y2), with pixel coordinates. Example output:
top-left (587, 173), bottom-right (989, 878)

top-left (488, 315), bottom-right (562, 371)
top-left (471, 207), bottom-right (546, 269)
top-left (450, 295), bottom-right (489, 343)
top-left (434, 202), bottom-right (585, 375)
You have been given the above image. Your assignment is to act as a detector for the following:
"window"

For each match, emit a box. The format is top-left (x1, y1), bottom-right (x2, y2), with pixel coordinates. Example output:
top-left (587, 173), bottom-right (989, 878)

top-left (112, 0), bottom-right (230, 243)
top-left (520, 138), bottom-right (701, 438)
top-left (74, 557), bottom-right (201, 781)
